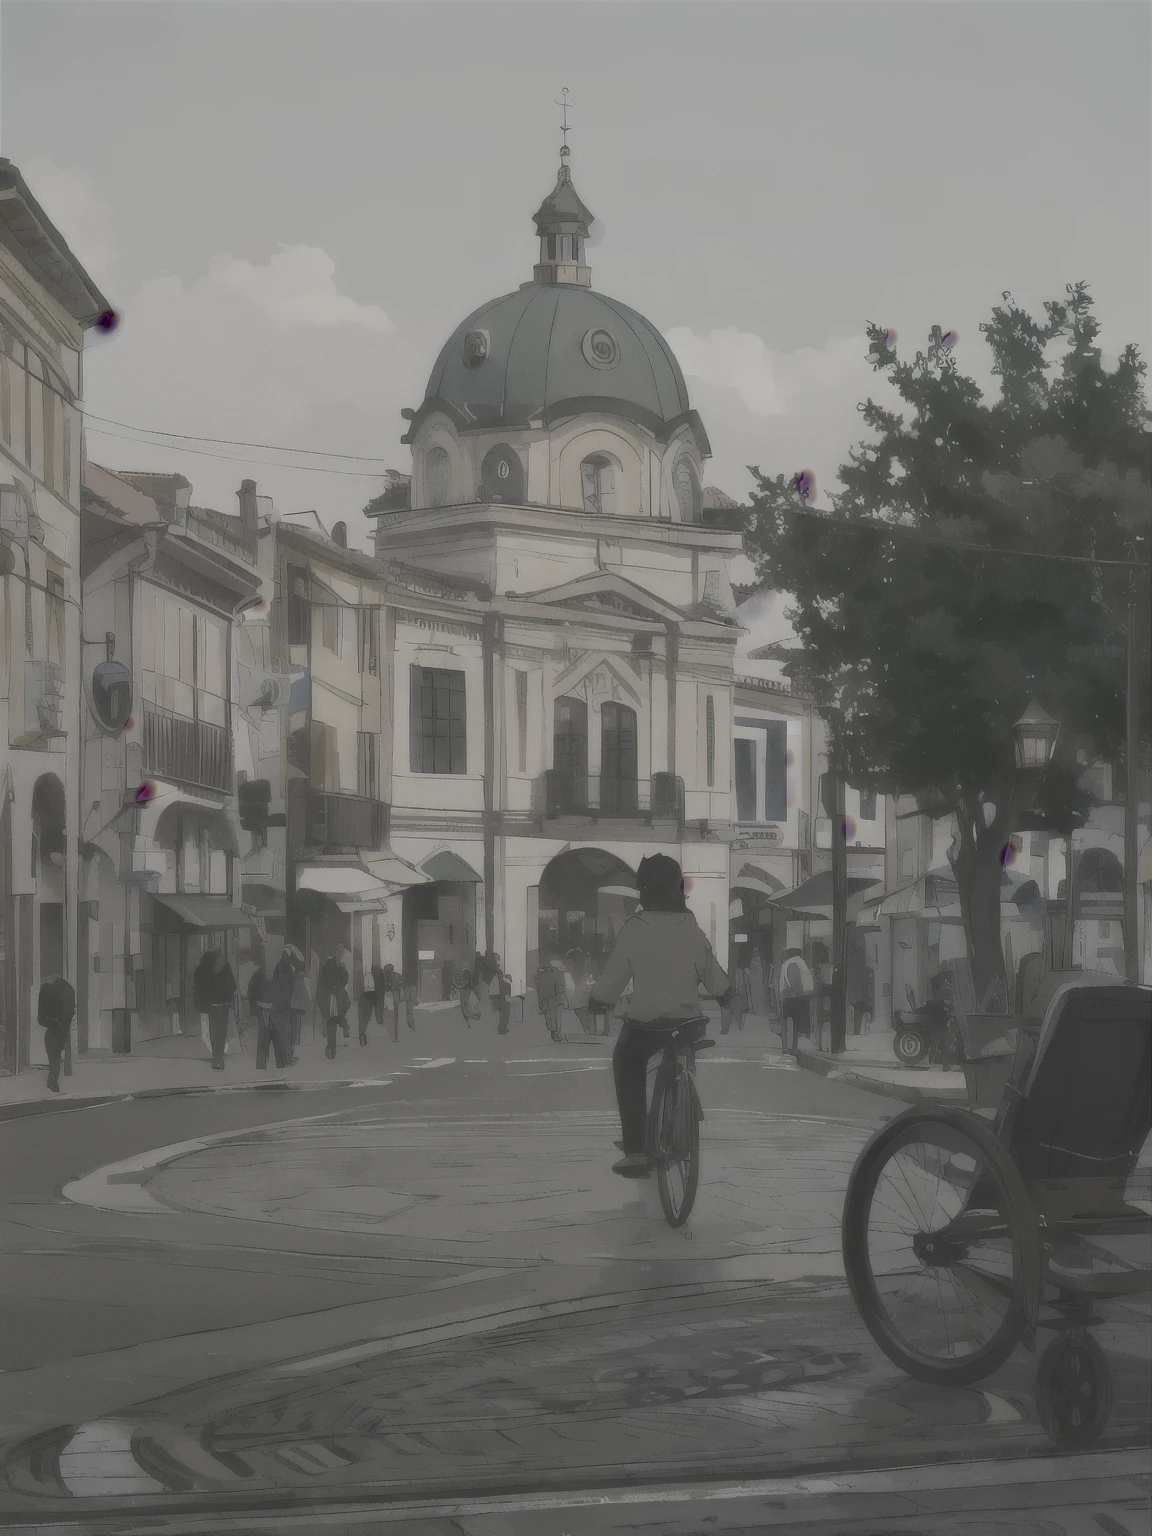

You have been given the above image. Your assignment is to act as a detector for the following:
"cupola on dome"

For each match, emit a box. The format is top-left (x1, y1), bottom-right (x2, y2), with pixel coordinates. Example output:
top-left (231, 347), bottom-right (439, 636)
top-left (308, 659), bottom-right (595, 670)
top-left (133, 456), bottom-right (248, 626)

top-left (402, 158), bottom-right (708, 456)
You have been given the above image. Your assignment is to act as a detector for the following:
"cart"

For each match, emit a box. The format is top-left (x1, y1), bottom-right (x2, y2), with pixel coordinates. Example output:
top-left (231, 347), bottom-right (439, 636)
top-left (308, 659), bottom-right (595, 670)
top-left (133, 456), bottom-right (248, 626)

top-left (842, 982), bottom-right (1151, 1447)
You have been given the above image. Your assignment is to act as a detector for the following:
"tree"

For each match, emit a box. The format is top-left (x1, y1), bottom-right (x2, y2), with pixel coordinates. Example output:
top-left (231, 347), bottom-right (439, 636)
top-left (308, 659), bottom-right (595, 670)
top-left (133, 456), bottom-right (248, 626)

top-left (743, 285), bottom-right (1150, 1000)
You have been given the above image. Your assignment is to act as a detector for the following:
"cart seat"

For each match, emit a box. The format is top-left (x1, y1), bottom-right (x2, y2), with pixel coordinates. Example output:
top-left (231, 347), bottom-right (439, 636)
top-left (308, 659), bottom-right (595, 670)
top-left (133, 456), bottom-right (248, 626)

top-left (997, 984), bottom-right (1151, 1189)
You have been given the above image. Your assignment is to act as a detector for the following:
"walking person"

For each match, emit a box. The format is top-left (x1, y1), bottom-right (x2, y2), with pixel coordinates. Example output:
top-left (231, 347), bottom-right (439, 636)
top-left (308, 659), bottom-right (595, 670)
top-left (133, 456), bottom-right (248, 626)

top-left (379, 963), bottom-right (401, 1041)
top-left (37, 973), bottom-right (75, 1095)
top-left (194, 949), bottom-right (237, 1071)
top-left (357, 969), bottom-right (376, 1046)
top-left (403, 975), bottom-right (417, 1032)
top-left (280, 947), bottom-right (309, 1054)
top-left (317, 946), bottom-right (352, 1059)
top-left (779, 947), bottom-right (815, 1056)
top-left (256, 956), bottom-right (290, 1070)
top-left (585, 855), bottom-right (733, 1176)
top-left (489, 957), bottom-right (512, 1034)
top-left (536, 960), bottom-right (564, 1042)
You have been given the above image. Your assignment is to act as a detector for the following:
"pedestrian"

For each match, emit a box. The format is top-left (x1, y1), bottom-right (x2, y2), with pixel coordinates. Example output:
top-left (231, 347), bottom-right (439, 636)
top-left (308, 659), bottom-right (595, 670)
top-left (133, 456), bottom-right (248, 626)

top-left (779, 947), bottom-right (815, 1055)
top-left (536, 960), bottom-right (563, 1041)
top-left (720, 966), bottom-right (750, 1035)
top-left (403, 976), bottom-right (417, 1031)
top-left (194, 949), bottom-right (237, 1071)
top-left (357, 970), bottom-right (375, 1046)
top-left (370, 961), bottom-right (388, 1029)
top-left (379, 962), bottom-right (401, 1040)
top-left (317, 946), bottom-right (351, 1059)
top-left (245, 956), bottom-right (268, 1049)
top-left (280, 947), bottom-right (309, 1052)
top-left (458, 965), bottom-right (480, 1027)
top-left (259, 955), bottom-right (294, 1069)
top-left (37, 973), bottom-right (75, 1094)
top-left (491, 963), bottom-right (512, 1035)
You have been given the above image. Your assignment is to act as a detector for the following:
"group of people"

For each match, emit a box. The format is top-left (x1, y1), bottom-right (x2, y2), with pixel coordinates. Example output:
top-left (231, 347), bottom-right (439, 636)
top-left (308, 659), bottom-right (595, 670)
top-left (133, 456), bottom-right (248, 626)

top-left (456, 951), bottom-right (515, 1033)
top-left (190, 943), bottom-right (418, 1072)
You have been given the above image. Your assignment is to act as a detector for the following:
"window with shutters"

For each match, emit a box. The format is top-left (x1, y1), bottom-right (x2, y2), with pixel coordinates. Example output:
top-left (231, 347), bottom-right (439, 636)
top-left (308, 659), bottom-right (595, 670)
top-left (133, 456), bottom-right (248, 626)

top-left (321, 599), bottom-right (341, 656)
top-left (357, 731), bottom-right (377, 798)
top-left (410, 665), bottom-right (466, 774)
top-left (41, 381), bottom-right (55, 491)
top-left (286, 567), bottom-right (310, 646)
top-left (859, 787), bottom-right (878, 821)
top-left (706, 695), bottom-right (716, 787)
top-left (356, 608), bottom-right (378, 675)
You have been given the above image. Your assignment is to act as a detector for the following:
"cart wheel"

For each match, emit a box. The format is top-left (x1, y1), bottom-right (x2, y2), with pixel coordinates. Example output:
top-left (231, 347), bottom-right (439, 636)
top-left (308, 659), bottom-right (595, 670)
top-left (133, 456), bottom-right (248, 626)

top-left (842, 1105), bottom-right (1035, 1386)
top-left (894, 1028), bottom-right (927, 1066)
top-left (1035, 1333), bottom-right (1113, 1448)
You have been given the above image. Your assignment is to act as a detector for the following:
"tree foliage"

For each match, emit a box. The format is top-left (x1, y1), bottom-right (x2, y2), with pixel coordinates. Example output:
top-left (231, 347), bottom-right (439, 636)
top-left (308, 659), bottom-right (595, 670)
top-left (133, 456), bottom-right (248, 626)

top-left (743, 285), bottom-right (1151, 994)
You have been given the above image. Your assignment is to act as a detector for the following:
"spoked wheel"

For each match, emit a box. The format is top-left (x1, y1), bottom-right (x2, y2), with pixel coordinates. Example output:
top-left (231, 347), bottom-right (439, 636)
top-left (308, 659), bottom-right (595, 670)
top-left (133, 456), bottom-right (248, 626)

top-left (893, 1028), bottom-right (927, 1066)
top-left (842, 1106), bottom-right (1038, 1386)
top-left (1035, 1333), bottom-right (1113, 1448)
top-left (648, 1063), bottom-right (700, 1228)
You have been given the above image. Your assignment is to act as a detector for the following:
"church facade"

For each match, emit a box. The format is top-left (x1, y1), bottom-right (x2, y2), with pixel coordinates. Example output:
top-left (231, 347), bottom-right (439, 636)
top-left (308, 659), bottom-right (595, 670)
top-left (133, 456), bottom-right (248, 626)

top-left (368, 150), bottom-right (741, 997)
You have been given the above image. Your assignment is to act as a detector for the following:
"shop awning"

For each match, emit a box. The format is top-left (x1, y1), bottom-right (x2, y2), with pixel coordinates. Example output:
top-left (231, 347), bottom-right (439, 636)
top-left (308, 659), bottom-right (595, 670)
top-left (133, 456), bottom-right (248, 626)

top-left (150, 893), bottom-right (255, 931)
top-left (769, 870), bottom-right (882, 918)
top-left (599, 883), bottom-right (640, 898)
top-left (421, 850), bottom-right (483, 883)
top-left (360, 852), bottom-right (430, 888)
top-left (861, 867), bottom-right (1043, 923)
top-left (731, 862), bottom-right (786, 900)
top-left (295, 864), bottom-right (396, 909)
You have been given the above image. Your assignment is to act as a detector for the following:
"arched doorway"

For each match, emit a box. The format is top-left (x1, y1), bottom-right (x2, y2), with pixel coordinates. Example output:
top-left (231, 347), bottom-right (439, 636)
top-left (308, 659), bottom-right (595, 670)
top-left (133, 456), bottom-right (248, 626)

top-left (536, 847), bottom-right (637, 988)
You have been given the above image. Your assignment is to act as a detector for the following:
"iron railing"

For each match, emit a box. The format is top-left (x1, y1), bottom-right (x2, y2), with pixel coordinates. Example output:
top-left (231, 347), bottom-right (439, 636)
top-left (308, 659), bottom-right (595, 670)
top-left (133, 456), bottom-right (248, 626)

top-left (143, 705), bottom-right (233, 792)
top-left (304, 788), bottom-right (389, 849)
top-left (543, 770), bottom-right (684, 821)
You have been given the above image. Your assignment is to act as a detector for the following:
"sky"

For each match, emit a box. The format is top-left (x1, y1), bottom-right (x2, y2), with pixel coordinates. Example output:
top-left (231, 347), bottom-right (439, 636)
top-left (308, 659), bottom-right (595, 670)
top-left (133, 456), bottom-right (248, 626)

top-left (3, 0), bottom-right (1149, 559)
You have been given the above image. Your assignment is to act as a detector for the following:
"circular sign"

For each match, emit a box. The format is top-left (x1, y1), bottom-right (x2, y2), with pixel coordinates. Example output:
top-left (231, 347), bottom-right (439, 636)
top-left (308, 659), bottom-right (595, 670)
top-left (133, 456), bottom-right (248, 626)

top-left (463, 329), bottom-right (490, 369)
top-left (91, 660), bottom-right (133, 733)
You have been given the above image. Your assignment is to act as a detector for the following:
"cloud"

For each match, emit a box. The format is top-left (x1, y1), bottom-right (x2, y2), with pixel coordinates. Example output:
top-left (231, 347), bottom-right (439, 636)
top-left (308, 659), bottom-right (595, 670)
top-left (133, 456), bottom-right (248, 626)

top-left (665, 326), bottom-right (869, 418)
top-left (21, 156), bottom-right (118, 279)
top-left (82, 248), bottom-right (417, 542)
top-left (204, 247), bottom-right (394, 334)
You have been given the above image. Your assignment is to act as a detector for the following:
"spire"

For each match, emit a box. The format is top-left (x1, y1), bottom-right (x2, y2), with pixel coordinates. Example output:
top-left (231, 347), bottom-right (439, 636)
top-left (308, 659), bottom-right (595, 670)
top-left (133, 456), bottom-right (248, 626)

top-left (532, 89), bottom-right (593, 288)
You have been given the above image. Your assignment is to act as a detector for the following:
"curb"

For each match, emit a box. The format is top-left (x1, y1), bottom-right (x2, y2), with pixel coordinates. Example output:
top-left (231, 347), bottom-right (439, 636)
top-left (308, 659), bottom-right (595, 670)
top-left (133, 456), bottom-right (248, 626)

top-left (0, 1077), bottom-right (405, 1124)
top-left (795, 1049), bottom-right (968, 1104)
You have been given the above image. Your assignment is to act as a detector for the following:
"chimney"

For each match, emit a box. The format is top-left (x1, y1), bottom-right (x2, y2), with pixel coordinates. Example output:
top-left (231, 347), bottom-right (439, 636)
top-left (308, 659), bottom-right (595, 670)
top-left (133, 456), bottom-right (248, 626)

top-left (237, 480), bottom-right (258, 545)
top-left (331, 521), bottom-right (347, 548)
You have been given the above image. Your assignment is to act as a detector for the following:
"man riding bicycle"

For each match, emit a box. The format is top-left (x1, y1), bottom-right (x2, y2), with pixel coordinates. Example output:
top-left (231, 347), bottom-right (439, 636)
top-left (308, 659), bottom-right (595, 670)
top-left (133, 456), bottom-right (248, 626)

top-left (586, 855), bottom-right (734, 1177)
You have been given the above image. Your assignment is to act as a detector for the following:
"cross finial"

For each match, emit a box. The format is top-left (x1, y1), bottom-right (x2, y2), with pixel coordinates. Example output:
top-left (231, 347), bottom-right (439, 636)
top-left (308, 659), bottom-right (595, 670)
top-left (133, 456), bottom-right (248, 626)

top-left (555, 87), bottom-right (573, 156)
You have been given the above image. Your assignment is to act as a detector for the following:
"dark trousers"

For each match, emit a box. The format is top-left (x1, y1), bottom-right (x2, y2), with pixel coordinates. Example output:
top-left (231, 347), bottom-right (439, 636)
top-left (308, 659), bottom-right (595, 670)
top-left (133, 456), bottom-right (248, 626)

top-left (256, 1012), bottom-right (289, 1069)
top-left (496, 996), bottom-right (511, 1034)
top-left (325, 1011), bottom-right (349, 1054)
top-left (357, 995), bottom-right (374, 1040)
top-left (207, 1005), bottom-right (231, 1065)
top-left (612, 1021), bottom-right (699, 1155)
top-left (782, 997), bottom-right (810, 1050)
top-left (43, 1023), bottom-right (68, 1090)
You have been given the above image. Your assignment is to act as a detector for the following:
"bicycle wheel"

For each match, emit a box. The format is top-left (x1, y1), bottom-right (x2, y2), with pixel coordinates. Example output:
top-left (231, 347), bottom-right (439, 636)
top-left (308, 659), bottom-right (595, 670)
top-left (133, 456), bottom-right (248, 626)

top-left (648, 1061), bottom-right (700, 1228)
top-left (842, 1105), bottom-right (1035, 1386)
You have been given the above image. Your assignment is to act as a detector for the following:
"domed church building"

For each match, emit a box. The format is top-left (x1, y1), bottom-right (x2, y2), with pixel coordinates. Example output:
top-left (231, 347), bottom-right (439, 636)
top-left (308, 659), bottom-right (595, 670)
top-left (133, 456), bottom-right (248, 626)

top-left (370, 148), bottom-right (742, 1000)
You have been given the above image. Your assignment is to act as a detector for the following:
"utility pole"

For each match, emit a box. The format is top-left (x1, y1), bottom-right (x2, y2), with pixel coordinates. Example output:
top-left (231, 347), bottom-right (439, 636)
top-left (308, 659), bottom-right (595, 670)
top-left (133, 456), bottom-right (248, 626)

top-left (823, 770), bottom-right (848, 1054)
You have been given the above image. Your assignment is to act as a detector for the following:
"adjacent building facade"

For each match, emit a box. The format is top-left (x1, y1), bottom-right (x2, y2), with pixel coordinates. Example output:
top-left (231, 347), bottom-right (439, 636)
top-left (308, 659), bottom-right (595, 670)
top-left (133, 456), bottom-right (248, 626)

top-left (0, 159), bottom-right (110, 1072)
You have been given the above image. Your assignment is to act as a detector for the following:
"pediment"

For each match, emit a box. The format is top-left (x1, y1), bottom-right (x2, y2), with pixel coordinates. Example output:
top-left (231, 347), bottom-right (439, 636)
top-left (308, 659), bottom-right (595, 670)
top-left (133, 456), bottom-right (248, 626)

top-left (522, 572), bottom-right (684, 624)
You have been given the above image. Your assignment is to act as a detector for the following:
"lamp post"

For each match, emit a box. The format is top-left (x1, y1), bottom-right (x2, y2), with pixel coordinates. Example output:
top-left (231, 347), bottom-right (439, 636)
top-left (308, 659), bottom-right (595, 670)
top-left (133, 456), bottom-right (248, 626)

top-left (1012, 700), bottom-right (1067, 970)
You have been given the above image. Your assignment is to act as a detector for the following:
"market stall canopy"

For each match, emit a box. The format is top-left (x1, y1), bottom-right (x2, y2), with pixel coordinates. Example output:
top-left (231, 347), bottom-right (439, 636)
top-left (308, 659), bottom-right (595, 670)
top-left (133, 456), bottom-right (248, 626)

top-left (150, 893), bottom-right (255, 932)
top-left (421, 850), bottom-right (483, 883)
top-left (769, 870), bottom-right (882, 919)
top-left (731, 862), bottom-right (786, 901)
top-left (359, 852), bottom-right (431, 888)
top-left (858, 866), bottom-right (1043, 924)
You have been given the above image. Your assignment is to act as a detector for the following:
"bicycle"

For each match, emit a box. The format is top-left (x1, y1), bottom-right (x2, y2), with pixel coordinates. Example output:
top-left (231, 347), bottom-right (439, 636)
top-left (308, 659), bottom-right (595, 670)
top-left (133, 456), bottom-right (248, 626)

top-left (646, 1018), bottom-right (716, 1227)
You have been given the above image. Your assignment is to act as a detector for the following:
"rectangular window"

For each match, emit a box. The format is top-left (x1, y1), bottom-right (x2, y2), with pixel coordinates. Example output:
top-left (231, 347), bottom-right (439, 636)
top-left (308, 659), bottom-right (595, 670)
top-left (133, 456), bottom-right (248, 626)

top-left (706, 695), bottom-right (716, 787)
top-left (546, 235), bottom-right (557, 261)
top-left (357, 731), bottom-right (377, 799)
top-left (42, 382), bottom-right (55, 490)
top-left (410, 665), bottom-right (466, 774)
top-left (357, 607), bottom-right (378, 675)
top-left (734, 739), bottom-right (757, 823)
top-left (286, 566), bottom-right (310, 646)
top-left (0, 353), bottom-right (10, 446)
top-left (516, 670), bottom-right (528, 773)
top-left (46, 572), bottom-right (65, 671)
top-left (321, 600), bottom-right (341, 655)
top-left (764, 720), bottom-right (787, 821)
top-left (859, 787), bottom-right (878, 821)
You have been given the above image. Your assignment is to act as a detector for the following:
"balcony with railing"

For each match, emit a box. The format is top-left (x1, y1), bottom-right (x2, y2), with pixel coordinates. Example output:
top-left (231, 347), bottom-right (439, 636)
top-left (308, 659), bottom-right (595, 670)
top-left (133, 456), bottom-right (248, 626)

top-left (143, 705), bottom-right (233, 793)
top-left (542, 770), bottom-right (684, 824)
top-left (304, 788), bottom-right (389, 850)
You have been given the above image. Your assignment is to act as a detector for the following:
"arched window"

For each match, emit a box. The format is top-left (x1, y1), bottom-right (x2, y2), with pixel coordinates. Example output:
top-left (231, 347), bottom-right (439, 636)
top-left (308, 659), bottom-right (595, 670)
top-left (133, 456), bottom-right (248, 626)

top-left (1078, 847), bottom-right (1124, 893)
top-left (672, 454), bottom-right (701, 523)
top-left (425, 446), bottom-right (451, 509)
top-left (581, 455), bottom-right (616, 516)
top-left (480, 444), bottom-right (524, 503)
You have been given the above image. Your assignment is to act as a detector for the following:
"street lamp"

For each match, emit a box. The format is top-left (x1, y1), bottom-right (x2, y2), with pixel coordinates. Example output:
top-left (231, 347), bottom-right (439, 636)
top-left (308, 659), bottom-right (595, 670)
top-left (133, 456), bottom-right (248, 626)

top-left (1012, 699), bottom-right (1061, 771)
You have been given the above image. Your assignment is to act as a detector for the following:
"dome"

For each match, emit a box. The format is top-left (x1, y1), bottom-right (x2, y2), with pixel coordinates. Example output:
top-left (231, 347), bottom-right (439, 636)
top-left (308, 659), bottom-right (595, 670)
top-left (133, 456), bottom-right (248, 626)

top-left (406, 284), bottom-right (703, 447)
